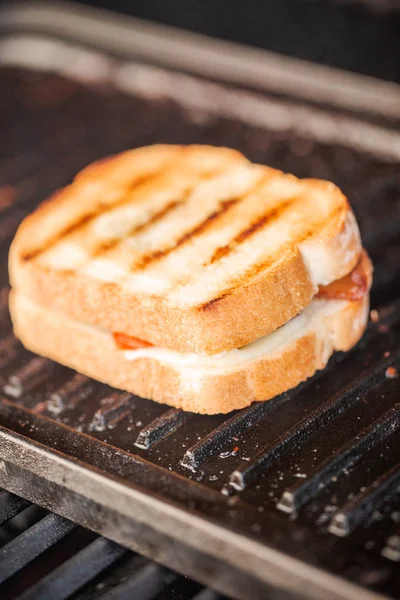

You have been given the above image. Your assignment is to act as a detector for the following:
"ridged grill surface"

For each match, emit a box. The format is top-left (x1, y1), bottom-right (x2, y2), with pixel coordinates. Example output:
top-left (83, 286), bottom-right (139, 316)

top-left (0, 32), bottom-right (399, 600)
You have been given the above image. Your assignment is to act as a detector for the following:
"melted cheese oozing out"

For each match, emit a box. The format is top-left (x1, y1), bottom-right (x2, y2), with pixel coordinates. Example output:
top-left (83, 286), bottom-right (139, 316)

top-left (123, 298), bottom-right (342, 372)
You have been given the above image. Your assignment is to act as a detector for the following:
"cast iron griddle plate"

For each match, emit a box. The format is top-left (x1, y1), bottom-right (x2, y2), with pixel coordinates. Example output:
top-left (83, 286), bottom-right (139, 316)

top-left (0, 3), bottom-right (399, 600)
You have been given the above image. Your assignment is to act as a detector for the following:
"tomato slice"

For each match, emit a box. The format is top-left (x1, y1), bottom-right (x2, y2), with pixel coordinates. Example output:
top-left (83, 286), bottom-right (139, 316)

top-left (113, 332), bottom-right (153, 350)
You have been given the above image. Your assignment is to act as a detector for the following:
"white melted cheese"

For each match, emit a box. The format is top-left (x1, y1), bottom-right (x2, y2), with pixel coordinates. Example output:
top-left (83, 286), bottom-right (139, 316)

top-left (123, 299), bottom-right (341, 373)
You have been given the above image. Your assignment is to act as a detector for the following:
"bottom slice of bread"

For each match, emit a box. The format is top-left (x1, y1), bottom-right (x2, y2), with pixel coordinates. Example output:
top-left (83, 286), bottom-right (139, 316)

top-left (10, 291), bottom-right (369, 414)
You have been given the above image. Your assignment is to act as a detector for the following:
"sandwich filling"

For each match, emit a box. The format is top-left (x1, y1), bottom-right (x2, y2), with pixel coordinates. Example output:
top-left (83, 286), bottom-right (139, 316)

top-left (113, 251), bottom-right (370, 369)
top-left (316, 252), bottom-right (369, 300)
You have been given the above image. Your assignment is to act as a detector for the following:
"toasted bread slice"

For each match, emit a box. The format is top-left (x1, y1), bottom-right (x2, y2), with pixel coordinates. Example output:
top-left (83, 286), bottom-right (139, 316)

top-left (10, 145), bottom-right (362, 354)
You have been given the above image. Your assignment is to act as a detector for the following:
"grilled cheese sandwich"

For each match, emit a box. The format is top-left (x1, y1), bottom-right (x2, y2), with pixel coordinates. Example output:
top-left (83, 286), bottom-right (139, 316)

top-left (9, 145), bottom-right (372, 413)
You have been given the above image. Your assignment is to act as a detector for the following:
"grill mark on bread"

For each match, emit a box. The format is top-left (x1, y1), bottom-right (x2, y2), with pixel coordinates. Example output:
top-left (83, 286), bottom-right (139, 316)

top-left (131, 199), bottom-right (182, 235)
top-left (199, 256), bottom-right (279, 310)
top-left (209, 197), bottom-right (295, 265)
top-left (199, 258), bottom-right (278, 311)
top-left (218, 208), bottom-right (341, 302)
top-left (19, 150), bottom-right (190, 262)
top-left (132, 197), bottom-right (240, 270)
top-left (20, 173), bottom-right (163, 262)
top-left (130, 172), bottom-right (270, 272)
top-left (200, 290), bottom-right (233, 310)
top-left (90, 198), bottom-right (182, 258)
top-left (199, 197), bottom-right (303, 309)
top-left (22, 151), bottom-right (236, 264)
top-left (84, 167), bottom-right (232, 261)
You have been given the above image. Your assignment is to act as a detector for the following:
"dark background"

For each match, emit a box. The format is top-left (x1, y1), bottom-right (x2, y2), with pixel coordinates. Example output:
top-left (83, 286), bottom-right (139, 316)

top-left (77, 0), bottom-right (400, 82)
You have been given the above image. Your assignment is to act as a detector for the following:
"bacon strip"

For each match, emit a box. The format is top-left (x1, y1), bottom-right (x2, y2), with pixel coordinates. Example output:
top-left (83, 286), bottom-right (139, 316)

top-left (317, 252), bottom-right (369, 301)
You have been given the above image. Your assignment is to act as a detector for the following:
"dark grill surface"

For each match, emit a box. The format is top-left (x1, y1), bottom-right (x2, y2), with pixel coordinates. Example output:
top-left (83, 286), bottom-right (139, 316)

top-left (0, 488), bottom-right (224, 599)
top-left (0, 13), bottom-right (399, 600)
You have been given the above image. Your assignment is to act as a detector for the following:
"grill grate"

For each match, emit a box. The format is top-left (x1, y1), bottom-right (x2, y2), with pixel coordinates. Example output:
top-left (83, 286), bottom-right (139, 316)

top-left (0, 490), bottom-right (30, 524)
top-left (18, 538), bottom-right (128, 600)
top-left (0, 513), bottom-right (76, 585)
top-left (0, 488), bottom-right (222, 600)
top-left (0, 7), bottom-right (399, 600)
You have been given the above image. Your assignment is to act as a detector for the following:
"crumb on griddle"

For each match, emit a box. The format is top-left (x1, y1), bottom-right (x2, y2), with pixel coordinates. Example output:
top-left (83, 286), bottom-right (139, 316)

top-left (385, 366), bottom-right (398, 379)
top-left (370, 309), bottom-right (379, 323)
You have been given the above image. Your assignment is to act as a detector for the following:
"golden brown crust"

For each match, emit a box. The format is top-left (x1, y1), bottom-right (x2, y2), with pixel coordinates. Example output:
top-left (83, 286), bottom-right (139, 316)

top-left (9, 145), bottom-right (362, 354)
top-left (10, 290), bottom-right (370, 415)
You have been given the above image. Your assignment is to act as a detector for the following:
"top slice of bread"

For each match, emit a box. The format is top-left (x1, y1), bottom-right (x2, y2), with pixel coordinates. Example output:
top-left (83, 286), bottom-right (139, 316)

top-left (9, 144), bottom-right (362, 354)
